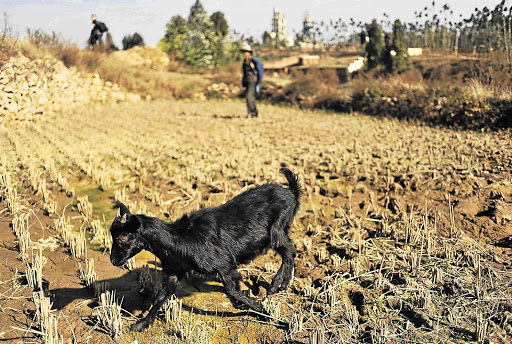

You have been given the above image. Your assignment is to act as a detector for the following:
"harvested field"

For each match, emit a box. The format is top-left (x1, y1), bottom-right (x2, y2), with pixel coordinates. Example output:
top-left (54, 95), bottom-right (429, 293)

top-left (1, 99), bottom-right (512, 343)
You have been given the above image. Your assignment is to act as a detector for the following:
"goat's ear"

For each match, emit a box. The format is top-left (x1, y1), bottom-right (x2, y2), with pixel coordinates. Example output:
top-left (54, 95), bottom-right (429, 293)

top-left (116, 202), bottom-right (131, 216)
top-left (115, 204), bottom-right (130, 225)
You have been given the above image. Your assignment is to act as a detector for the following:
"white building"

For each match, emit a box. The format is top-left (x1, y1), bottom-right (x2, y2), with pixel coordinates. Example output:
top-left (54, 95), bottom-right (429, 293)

top-left (272, 8), bottom-right (287, 42)
top-left (302, 11), bottom-right (314, 42)
top-left (264, 8), bottom-right (293, 47)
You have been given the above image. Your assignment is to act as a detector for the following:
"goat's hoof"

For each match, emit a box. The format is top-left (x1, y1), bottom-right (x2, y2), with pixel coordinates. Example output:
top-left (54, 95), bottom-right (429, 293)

top-left (131, 320), bottom-right (149, 332)
top-left (267, 286), bottom-right (280, 295)
top-left (251, 303), bottom-right (263, 313)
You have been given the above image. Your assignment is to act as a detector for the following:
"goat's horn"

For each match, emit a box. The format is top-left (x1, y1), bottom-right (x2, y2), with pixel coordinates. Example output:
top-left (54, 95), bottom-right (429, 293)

top-left (116, 208), bottom-right (121, 218)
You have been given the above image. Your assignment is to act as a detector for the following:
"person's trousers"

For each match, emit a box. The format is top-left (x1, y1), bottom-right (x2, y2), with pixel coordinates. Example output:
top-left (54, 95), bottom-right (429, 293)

top-left (246, 82), bottom-right (258, 117)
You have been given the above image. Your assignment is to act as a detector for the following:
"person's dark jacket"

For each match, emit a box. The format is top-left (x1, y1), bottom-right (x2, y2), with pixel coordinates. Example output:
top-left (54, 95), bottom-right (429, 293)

top-left (93, 20), bottom-right (108, 33)
top-left (242, 57), bottom-right (263, 87)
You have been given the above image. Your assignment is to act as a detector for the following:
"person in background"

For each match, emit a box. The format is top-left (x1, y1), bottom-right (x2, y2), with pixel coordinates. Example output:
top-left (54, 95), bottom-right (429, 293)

top-left (240, 43), bottom-right (263, 118)
top-left (88, 14), bottom-right (108, 47)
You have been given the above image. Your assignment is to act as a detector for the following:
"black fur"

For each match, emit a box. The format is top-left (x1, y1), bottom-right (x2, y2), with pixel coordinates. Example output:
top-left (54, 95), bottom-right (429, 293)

top-left (109, 168), bottom-right (301, 331)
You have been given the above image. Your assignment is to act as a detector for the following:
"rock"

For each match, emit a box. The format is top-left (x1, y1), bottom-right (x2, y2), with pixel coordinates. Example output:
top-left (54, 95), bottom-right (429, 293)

top-left (0, 53), bottom-right (142, 122)
top-left (27, 73), bottom-right (38, 87)
top-left (3, 84), bottom-right (14, 93)
top-left (493, 201), bottom-right (512, 224)
top-left (456, 196), bottom-right (482, 218)
top-left (37, 95), bottom-right (48, 105)
top-left (126, 93), bottom-right (141, 102)
top-left (5, 101), bottom-right (18, 113)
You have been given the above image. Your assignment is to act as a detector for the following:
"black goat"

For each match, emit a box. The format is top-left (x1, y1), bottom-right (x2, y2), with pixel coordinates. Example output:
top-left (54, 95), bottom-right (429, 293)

top-left (109, 168), bottom-right (301, 331)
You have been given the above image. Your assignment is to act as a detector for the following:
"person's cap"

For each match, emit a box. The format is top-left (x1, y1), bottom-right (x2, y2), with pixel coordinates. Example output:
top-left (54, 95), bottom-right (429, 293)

top-left (240, 43), bottom-right (252, 53)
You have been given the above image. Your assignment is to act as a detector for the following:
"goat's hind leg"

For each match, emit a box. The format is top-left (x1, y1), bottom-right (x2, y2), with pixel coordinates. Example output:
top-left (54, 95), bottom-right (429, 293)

top-left (219, 269), bottom-right (263, 313)
top-left (268, 238), bottom-right (296, 295)
top-left (131, 274), bottom-right (180, 332)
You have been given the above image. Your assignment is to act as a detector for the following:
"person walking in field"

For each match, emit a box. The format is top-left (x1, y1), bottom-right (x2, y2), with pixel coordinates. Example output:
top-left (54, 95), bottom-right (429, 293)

top-left (240, 43), bottom-right (263, 118)
top-left (88, 14), bottom-right (109, 47)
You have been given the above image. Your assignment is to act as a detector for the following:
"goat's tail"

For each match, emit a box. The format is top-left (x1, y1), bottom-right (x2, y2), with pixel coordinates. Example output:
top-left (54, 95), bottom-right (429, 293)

top-left (280, 168), bottom-right (301, 201)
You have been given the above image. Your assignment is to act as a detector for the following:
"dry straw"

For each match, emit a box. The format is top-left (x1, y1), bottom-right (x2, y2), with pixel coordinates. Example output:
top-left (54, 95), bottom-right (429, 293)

top-left (32, 290), bottom-right (62, 344)
top-left (79, 258), bottom-right (97, 288)
top-left (24, 248), bottom-right (47, 290)
top-left (11, 213), bottom-right (31, 260)
top-left (96, 290), bottom-right (124, 339)
top-left (77, 195), bottom-right (93, 222)
top-left (163, 294), bottom-right (182, 324)
top-left (70, 228), bottom-right (87, 259)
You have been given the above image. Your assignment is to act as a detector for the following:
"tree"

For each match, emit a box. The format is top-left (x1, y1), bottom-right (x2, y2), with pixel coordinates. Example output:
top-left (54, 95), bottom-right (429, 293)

top-left (384, 20), bottom-right (409, 72)
top-left (158, 1), bottom-right (237, 67)
top-left (210, 11), bottom-right (228, 39)
top-left (188, 0), bottom-right (206, 27)
top-left (210, 11), bottom-right (229, 66)
top-left (182, 0), bottom-right (215, 67)
top-left (366, 19), bottom-right (385, 69)
top-left (158, 15), bottom-right (188, 59)
top-left (122, 32), bottom-right (144, 50)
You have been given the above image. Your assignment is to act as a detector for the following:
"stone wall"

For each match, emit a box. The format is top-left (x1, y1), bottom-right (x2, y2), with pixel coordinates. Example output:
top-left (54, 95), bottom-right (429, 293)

top-left (0, 54), bottom-right (141, 124)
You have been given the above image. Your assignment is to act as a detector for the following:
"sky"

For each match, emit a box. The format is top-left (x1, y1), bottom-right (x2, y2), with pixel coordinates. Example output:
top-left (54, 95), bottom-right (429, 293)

top-left (0, 0), bottom-right (505, 48)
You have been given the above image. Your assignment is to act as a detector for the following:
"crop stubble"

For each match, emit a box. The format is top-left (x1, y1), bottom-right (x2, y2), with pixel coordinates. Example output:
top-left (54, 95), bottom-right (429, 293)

top-left (1, 99), bottom-right (512, 343)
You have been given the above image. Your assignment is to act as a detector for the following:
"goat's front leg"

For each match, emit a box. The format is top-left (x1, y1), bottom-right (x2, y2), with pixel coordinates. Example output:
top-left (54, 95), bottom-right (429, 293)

top-left (131, 274), bottom-right (180, 332)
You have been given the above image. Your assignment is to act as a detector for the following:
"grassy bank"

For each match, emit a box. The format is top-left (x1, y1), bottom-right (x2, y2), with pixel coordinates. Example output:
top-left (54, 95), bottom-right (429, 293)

top-left (261, 55), bottom-right (512, 131)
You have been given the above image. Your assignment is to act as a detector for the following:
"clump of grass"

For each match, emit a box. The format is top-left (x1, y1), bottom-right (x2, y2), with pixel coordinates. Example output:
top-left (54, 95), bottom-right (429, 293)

top-left (24, 248), bottom-right (47, 290)
top-left (125, 257), bottom-right (136, 270)
top-left (262, 298), bottom-right (282, 322)
top-left (11, 213), bottom-right (31, 259)
top-left (55, 171), bottom-right (75, 197)
top-left (54, 213), bottom-right (73, 244)
top-left (43, 199), bottom-right (58, 215)
top-left (1, 173), bottom-right (22, 214)
top-left (289, 311), bottom-right (305, 334)
top-left (32, 290), bottom-right (63, 344)
top-left (138, 264), bottom-right (161, 296)
top-left (70, 229), bottom-right (87, 259)
top-left (79, 258), bottom-right (97, 288)
top-left (309, 327), bottom-right (326, 344)
top-left (0, 13), bottom-right (18, 61)
top-left (95, 290), bottom-right (124, 340)
top-left (77, 195), bottom-right (93, 222)
top-left (163, 294), bottom-right (182, 324)
top-left (94, 281), bottom-right (111, 298)
top-left (90, 219), bottom-right (112, 252)
top-left (174, 312), bottom-right (211, 343)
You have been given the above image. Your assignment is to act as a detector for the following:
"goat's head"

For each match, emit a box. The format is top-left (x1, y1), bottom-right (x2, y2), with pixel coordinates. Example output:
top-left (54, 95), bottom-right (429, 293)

top-left (109, 202), bottom-right (144, 266)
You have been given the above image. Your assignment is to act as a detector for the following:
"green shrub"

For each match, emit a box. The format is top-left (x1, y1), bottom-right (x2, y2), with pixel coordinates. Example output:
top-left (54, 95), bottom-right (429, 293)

top-left (351, 78), bottom-right (512, 130)
top-left (122, 33), bottom-right (144, 50)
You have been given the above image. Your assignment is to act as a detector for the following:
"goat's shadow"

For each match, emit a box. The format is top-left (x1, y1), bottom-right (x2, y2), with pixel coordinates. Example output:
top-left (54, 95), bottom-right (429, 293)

top-left (48, 264), bottom-right (269, 320)
top-left (494, 235), bottom-right (512, 249)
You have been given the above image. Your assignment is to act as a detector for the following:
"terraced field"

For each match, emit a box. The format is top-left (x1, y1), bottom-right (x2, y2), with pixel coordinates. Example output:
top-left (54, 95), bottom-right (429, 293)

top-left (1, 99), bottom-right (512, 343)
